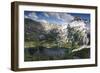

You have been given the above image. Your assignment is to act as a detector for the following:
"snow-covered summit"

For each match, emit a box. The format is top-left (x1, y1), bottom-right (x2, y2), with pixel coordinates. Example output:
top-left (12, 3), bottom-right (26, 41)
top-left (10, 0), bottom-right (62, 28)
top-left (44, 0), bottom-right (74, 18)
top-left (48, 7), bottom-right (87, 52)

top-left (69, 17), bottom-right (87, 31)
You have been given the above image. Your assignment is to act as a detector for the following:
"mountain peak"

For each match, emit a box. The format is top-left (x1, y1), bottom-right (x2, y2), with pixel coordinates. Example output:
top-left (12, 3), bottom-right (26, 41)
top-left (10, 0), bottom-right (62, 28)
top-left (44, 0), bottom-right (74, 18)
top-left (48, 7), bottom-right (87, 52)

top-left (74, 16), bottom-right (82, 21)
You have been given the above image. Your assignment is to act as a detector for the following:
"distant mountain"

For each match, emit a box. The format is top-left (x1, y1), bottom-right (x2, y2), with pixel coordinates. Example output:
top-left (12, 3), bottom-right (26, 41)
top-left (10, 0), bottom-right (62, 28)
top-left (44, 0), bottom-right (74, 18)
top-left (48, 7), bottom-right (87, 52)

top-left (24, 18), bottom-right (46, 41)
top-left (24, 18), bottom-right (68, 43)
top-left (25, 17), bottom-right (90, 46)
top-left (67, 17), bottom-right (90, 45)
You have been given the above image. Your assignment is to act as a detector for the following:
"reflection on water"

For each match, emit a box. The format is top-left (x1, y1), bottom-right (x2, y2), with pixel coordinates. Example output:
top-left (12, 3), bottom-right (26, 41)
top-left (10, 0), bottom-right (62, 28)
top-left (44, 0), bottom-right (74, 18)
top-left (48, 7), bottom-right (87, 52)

top-left (24, 47), bottom-right (90, 61)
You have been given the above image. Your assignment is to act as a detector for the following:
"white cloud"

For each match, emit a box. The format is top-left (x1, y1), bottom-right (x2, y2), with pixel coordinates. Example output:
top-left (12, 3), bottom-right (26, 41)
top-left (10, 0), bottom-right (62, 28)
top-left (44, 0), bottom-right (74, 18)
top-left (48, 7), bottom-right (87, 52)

top-left (25, 12), bottom-right (74, 25)
top-left (60, 13), bottom-right (74, 22)
top-left (25, 12), bottom-right (48, 23)
top-left (43, 12), bottom-right (74, 23)
top-left (44, 12), bottom-right (61, 19)
top-left (44, 13), bottom-right (49, 17)
top-left (24, 15), bottom-right (29, 18)
top-left (27, 12), bottom-right (38, 20)
top-left (38, 19), bottom-right (48, 23)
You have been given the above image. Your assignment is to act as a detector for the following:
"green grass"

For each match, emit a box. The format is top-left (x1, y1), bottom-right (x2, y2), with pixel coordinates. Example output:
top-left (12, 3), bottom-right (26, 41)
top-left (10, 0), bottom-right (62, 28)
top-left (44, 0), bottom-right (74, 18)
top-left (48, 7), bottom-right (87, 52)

top-left (24, 41), bottom-right (39, 48)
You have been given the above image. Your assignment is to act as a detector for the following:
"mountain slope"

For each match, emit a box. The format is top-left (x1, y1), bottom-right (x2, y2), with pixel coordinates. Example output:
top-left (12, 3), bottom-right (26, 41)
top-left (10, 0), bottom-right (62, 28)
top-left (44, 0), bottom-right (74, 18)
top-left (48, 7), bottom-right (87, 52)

top-left (24, 18), bottom-right (45, 41)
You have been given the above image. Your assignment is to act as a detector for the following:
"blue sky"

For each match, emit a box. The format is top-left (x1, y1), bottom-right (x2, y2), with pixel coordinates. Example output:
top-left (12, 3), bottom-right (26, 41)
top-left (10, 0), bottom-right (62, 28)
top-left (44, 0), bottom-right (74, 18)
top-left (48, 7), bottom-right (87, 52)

top-left (24, 11), bottom-right (90, 25)
top-left (68, 13), bottom-right (90, 22)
